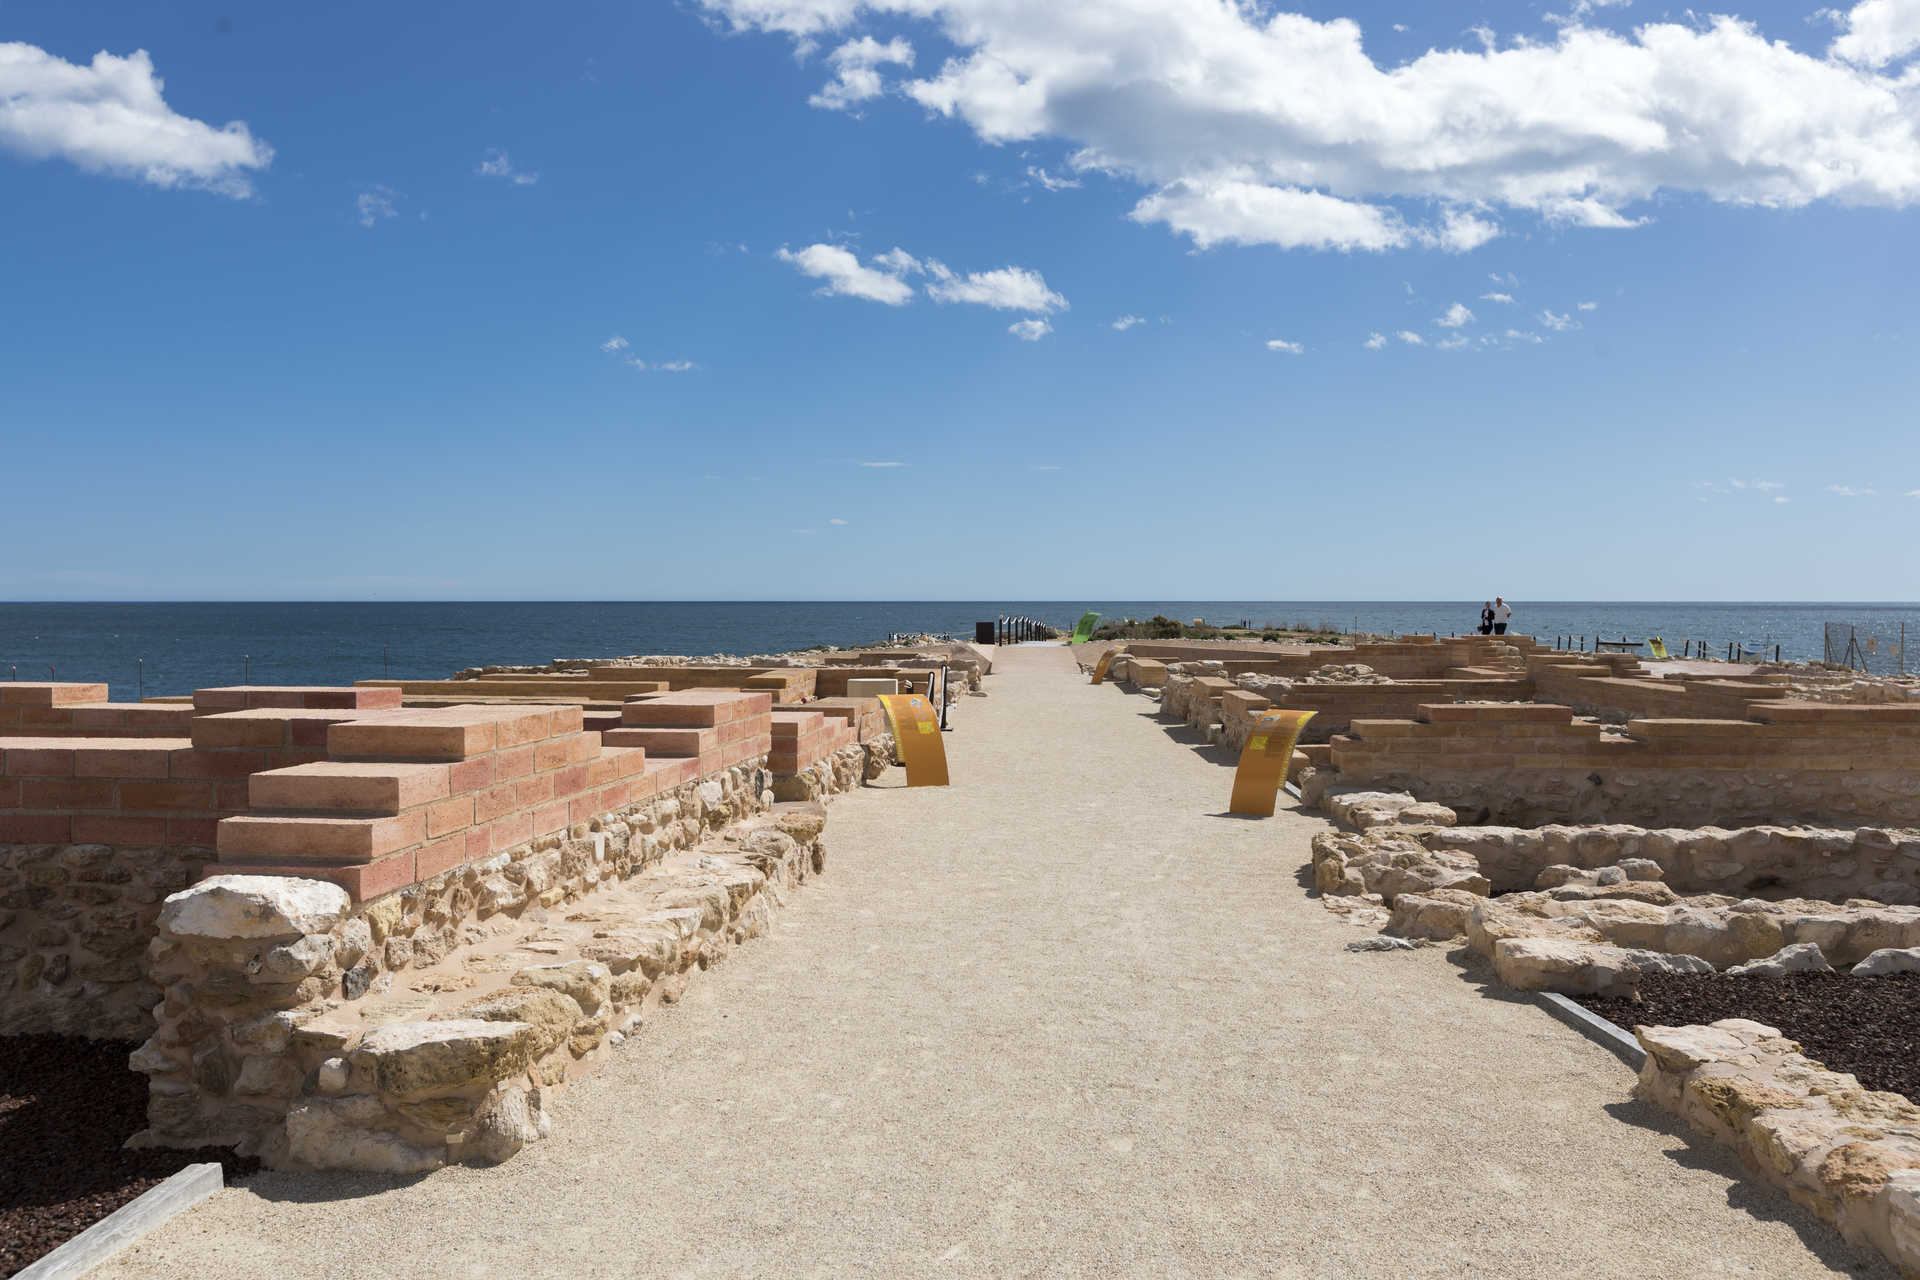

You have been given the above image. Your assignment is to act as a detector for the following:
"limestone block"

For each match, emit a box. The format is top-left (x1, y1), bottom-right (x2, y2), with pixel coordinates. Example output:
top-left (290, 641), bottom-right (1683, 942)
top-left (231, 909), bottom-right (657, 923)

top-left (348, 1019), bottom-right (539, 1102)
top-left (511, 960), bottom-right (611, 1013)
top-left (1386, 889), bottom-right (1481, 941)
top-left (158, 876), bottom-right (349, 941)
top-left (1725, 942), bottom-right (1834, 976)
top-left (1851, 947), bottom-right (1920, 977)
top-left (452, 987), bottom-right (584, 1056)
top-left (1491, 936), bottom-right (1712, 995)
top-left (285, 1095), bottom-right (444, 1173)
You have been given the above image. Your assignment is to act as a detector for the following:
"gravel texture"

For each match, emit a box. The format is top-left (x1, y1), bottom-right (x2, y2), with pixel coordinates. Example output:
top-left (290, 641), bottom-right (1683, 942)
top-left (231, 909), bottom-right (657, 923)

top-left (1579, 973), bottom-right (1920, 1104)
top-left (94, 646), bottom-right (1894, 1279)
top-left (0, 1036), bottom-right (257, 1277)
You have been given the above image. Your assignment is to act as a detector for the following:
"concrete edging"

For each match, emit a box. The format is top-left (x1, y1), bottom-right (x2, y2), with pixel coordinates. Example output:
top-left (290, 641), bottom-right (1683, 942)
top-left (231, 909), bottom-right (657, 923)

top-left (1534, 992), bottom-right (1645, 1069)
top-left (15, 1163), bottom-right (223, 1279)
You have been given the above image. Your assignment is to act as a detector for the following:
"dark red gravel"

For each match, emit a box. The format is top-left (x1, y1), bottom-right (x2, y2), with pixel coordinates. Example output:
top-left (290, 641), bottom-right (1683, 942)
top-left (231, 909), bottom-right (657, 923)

top-left (1577, 973), bottom-right (1920, 1105)
top-left (0, 1036), bottom-right (257, 1278)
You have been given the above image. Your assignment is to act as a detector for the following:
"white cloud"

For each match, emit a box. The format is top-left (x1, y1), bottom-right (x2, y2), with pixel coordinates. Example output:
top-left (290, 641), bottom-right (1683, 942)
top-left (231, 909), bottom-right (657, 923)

top-left (1395, 330), bottom-right (1425, 346)
top-left (809, 35), bottom-right (914, 110)
top-left (1112, 314), bottom-right (1145, 330)
top-left (600, 335), bottom-right (629, 352)
top-left (1436, 302), bottom-right (1474, 328)
top-left (656, 360), bottom-right (697, 372)
top-left (1577, 300), bottom-right (1599, 311)
top-left (1008, 317), bottom-right (1052, 340)
top-left (357, 187), bottom-right (397, 228)
top-left (1435, 334), bottom-right (1469, 350)
top-left (700, 2), bottom-right (1920, 252)
top-left (476, 148), bottom-right (538, 185)
top-left (1829, 0), bottom-right (1920, 66)
top-left (925, 261), bottom-right (1067, 312)
top-left (1754, 480), bottom-right (1784, 491)
top-left (1541, 309), bottom-right (1577, 331)
top-left (829, 517), bottom-right (849, 524)
top-left (0, 43), bottom-right (272, 196)
top-left (1480, 292), bottom-right (1516, 303)
top-left (859, 460), bottom-right (908, 467)
top-left (1265, 338), bottom-right (1304, 354)
top-left (1363, 332), bottom-right (1387, 349)
top-left (1773, 496), bottom-right (1790, 504)
top-left (776, 242), bottom-right (917, 303)
top-left (1826, 484), bottom-right (1878, 496)
top-left (1504, 328), bottom-right (1543, 343)
top-left (1026, 165), bottom-right (1081, 191)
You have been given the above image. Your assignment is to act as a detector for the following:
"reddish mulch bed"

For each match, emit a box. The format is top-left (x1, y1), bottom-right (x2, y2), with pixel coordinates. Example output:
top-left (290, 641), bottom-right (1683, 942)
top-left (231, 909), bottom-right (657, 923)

top-left (0, 1036), bottom-right (257, 1278)
top-left (1577, 973), bottom-right (1920, 1105)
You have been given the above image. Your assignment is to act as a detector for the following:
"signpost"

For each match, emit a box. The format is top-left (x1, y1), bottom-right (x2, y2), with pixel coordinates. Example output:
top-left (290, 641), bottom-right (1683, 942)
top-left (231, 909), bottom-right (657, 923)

top-left (1228, 710), bottom-right (1315, 816)
top-left (876, 692), bottom-right (950, 787)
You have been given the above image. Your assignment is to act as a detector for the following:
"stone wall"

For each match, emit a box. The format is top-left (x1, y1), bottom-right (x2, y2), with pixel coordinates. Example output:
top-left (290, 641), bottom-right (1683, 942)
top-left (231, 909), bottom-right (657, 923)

top-left (1634, 1020), bottom-right (1920, 1277)
top-left (1415, 822), bottom-right (1920, 902)
top-left (1329, 701), bottom-right (1920, 829)
top-left (0, 842), bottom-right (211, 1037)
top-left (130, 765), bottom-right (823, 1169)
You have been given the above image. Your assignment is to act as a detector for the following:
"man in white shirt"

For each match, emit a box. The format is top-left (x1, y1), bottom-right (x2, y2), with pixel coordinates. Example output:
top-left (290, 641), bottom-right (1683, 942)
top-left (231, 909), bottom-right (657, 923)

top-left (1492, 597), bottom-right (1512, 635)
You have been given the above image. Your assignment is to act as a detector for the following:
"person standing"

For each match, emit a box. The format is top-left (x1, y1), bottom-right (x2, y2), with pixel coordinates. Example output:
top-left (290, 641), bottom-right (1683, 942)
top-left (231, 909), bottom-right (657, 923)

top-left (1492, 597), bottom-right (1512, 635)
top-left (1478, 602), bottom-right (1495, 635)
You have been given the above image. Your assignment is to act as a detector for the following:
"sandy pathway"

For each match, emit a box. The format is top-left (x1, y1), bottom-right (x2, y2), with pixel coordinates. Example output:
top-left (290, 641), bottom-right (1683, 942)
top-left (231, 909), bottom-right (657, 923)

top-left (102, 645), bottom-right (1888, 1278)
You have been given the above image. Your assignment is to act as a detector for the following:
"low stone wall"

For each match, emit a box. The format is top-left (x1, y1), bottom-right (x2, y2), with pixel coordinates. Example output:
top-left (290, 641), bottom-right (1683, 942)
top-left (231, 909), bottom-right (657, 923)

top-left (1635, 1020), bottom-right (1920, 1276)
top-left (0, 842), bottom-right (211, 1038)
top-left (770, 737), bottom-right (891, 802)
top-left (131, 768), bottom-right (827, 1170)
top-left (1413, 823), bottom-right (1920, 902)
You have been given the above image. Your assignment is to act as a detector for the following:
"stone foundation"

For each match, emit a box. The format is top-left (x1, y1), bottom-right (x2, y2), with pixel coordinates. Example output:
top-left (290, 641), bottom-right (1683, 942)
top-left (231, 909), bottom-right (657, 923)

top-left (131, 775), bottom-right (829, 1171)
top-left (1634, 1020), bottom-right (1920, 1276)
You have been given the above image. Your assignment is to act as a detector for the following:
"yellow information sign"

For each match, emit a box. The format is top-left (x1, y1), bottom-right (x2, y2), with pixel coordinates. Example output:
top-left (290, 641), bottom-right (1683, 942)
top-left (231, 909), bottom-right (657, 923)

top-left (877, 692), bottom-right (950, 787)
top-left (1090, 643), bottom-right (1128, 685)
top-left (1228, 710), bottom-right (1315, 816)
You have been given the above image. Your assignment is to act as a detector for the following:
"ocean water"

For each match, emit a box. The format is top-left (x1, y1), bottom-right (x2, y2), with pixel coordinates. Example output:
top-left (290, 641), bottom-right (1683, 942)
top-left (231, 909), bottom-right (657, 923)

top-left (2, 601), bottom-right (1917, 702)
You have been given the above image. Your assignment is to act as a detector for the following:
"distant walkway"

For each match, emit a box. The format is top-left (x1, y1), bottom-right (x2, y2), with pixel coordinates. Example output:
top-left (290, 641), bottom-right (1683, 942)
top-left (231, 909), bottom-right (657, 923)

top-left (106, 645), bottom-right (1885, 1278)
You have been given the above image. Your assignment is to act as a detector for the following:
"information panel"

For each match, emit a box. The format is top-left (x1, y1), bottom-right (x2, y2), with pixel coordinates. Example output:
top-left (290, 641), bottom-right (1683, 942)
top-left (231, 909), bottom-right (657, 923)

top-left (876, 692), bottom-right (950, 788)
top-left (1227, 710), bottom-right (1315, 816)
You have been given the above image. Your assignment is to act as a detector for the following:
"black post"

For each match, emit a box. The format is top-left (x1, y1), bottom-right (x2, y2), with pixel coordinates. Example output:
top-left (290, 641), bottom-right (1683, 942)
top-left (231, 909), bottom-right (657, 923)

top-left (244, 655), bottom-right (250, 683)
top-left (137, 658), bottom-right (143, 701)
top-left (384, 644), bottom-right (389, 677)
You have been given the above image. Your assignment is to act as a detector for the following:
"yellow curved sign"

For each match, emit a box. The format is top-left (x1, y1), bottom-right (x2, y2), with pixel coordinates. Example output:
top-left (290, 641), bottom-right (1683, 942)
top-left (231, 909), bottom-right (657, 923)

top-left (1090, 643), bottom-right (1128, 685)
top-left (1228, 710), bottom-right (1315, 816)
top-left (877, 692), bottom-right (950, 787)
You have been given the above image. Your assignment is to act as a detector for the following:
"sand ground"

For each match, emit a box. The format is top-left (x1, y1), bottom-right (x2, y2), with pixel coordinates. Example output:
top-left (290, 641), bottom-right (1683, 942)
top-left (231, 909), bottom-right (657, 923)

top-left (100, 644), bottom-right (1891, 1279)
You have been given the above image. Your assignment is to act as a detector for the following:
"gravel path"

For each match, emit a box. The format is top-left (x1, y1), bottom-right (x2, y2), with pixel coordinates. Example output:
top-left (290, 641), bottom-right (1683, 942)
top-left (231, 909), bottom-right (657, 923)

top-left (103, 645), bottom-right (1889, 1278)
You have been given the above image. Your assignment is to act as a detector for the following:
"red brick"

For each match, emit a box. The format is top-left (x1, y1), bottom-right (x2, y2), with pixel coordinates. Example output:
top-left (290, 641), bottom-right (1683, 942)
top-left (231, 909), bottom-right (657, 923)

top-left (168, 748), bottom-right (279, 780)
top-left (0, 682), bottom-right (108, 708)
top-left (74, 745), bottom-right (176, 779)
top-left (449, 755), bottom-right (494, 795)
top-left (531, 799), bottom-right (570, 836)
top-left (514, 773), bottom-right (556, 808)
top-left (167, 817), bottom-right (220, 848)
top-left (73, 814), bottom-right (169, 846)
top-left (546, 705), bottom-right (585, 735)
top-left (414, 835), bottom-right (470, 880)
top-left (533, 737), bottom-right (574, 772)
top-left (117, 780), bottom-right (215, 811)
top-left (207, 853), bottom-right (418, 903)
top-left (5, 746), bottom-right (76, 777)
top-left (426, 794), bottom-right (474, 838)
top-left (0, 779), bottom-right (18, 808)
top-left (215, 810), bottom-right (427, 860)
top-left (586, 756), bottom-right (618, 788)
top-left (489, 812), bottom-right (533, 853)
top-left (19, 778), bottom-right (117, 809)
top-left (493, 745), bottom-right (535, 782)
top-left (0, 813), bottom-right (70, 842)
top-left (474, 783), bottom-right (519, 825)
top-left (465, 828), bottom-right (491, 861)
top-left (552, 764), bottom-right (589, 798)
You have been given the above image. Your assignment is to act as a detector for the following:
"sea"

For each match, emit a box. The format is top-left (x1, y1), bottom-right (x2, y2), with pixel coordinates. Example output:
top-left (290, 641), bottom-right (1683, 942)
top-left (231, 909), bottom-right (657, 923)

top-left (3, 601), bottom-right (1918, 702)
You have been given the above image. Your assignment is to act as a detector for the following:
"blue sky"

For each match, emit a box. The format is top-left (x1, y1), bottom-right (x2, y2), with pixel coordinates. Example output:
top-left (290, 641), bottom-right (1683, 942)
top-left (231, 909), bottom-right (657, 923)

top-left (1, 0), bottom-right (1916, 602)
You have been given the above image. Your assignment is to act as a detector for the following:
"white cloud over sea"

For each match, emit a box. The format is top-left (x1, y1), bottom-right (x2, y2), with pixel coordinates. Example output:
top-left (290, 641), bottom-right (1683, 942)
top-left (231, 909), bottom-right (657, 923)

top-left (701, 0), bottom-right (1920, 254)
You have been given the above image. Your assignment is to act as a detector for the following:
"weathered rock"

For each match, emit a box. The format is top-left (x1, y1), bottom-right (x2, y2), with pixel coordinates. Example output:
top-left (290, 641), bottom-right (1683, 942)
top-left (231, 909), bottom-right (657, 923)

top-left (1851, 947), bottom-right (1920, 977)
top-left (1491, 937), bottom-right (1711, 995)
top-left (158, 876), bottom-right (349, 941)
top-left (285, 1095), bottom-right (444, 1173)
top-left (348, 1019), bottom-right (539, 1102)
top-left (510, 961), bottom-right (610, 1014)
top-left (451, 987), bottom-right (584, 1057)
top-left (1725, 942), bottom-right (1835, 977)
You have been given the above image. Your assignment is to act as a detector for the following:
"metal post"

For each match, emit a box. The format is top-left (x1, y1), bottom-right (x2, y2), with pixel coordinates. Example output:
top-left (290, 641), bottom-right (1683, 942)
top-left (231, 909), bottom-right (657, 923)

top-left (244, 655), bottom-right (250, 683)
top-left (384, 644), bottom-right (389, 677)
top-left (137, 658), bottom-right (143, 701)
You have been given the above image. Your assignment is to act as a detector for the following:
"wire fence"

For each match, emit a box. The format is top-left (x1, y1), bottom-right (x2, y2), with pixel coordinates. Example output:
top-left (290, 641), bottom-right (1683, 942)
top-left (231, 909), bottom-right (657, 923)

top-left (1823, 621), bottom-right (1909, 675)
